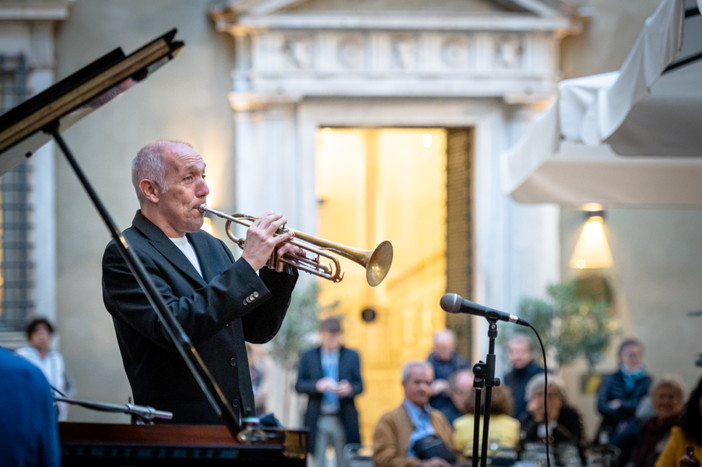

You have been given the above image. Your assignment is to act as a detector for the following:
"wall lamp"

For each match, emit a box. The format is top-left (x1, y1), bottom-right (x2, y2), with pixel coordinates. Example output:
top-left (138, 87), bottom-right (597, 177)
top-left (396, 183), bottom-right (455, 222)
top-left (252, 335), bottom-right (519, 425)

top-left (569, 206), bottom-right (613, 270)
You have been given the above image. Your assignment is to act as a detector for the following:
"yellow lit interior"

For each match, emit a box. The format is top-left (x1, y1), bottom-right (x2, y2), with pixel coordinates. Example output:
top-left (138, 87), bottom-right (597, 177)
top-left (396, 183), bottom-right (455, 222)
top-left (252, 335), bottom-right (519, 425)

top-left (315, 127), bottom-right (448, 444)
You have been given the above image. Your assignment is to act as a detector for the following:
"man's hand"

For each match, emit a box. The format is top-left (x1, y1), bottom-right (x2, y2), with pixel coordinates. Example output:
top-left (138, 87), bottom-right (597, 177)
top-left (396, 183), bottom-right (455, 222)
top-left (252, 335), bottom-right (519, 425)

top-left (608, 399), bottom-right (622, 410)
top-left (272, 241), bottom-right (305, 272)
top-left (335, 380), bottom-right (353, 398)
top-left (431, 379), bottom-right (449, 396)
top-left (315, 377), bottom-right (338, 393)
top-left (240, 212), bottom-right (302, 271)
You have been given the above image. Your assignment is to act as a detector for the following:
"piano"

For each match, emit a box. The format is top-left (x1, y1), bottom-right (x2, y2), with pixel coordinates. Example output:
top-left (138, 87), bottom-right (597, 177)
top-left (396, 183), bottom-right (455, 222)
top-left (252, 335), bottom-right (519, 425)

top-left (59, 422), bottom-right (307, 466)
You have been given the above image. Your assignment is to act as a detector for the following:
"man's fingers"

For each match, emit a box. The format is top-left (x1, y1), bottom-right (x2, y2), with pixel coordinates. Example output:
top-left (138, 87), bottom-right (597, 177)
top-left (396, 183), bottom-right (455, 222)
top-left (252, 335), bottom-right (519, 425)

top-left (254, 212), bottom-right (287, 235)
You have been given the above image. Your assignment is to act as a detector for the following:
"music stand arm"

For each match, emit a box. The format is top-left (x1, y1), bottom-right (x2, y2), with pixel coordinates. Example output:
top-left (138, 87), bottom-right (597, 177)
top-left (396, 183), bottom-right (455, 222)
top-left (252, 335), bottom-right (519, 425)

top-left (54, 396), bottom-right (173, 423)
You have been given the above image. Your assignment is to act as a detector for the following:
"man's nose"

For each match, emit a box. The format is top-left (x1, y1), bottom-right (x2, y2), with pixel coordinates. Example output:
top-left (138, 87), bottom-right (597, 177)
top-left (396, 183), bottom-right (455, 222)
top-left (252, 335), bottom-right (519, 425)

top-left (197, 179), bottom-right (210, 197)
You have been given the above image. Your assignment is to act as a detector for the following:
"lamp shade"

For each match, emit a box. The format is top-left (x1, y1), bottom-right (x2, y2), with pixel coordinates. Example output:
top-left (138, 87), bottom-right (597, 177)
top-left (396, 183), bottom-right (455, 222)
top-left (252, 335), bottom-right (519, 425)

top-left (569, 214), bottom-right (614, 269)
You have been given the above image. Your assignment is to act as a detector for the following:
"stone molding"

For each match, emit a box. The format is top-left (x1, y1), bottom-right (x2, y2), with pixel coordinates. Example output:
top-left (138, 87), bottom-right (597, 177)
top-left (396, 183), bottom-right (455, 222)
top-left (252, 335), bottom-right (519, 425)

top-left (0, 1), bottom-right (71, 70)
top-left (211, 2), bottom-right (572, 107)
top-left (0, 1), bottom-right (71, 21)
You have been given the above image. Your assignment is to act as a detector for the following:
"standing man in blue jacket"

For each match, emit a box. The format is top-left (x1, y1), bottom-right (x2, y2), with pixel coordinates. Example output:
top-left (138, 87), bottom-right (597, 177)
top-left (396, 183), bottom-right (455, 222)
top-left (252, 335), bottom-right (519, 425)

top-left (296, 317), bottom-right (363, 467)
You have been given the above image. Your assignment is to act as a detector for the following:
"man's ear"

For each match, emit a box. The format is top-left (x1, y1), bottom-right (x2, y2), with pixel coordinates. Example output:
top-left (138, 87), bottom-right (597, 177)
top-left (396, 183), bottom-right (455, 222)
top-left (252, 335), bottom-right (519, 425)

top-left (139, 179), bottom-right (160, 203)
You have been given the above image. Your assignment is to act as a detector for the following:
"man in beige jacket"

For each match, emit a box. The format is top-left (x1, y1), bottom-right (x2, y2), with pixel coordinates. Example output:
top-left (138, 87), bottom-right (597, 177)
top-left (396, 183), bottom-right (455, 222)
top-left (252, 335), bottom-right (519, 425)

top-left (373, 361), bottom-right (459, 467)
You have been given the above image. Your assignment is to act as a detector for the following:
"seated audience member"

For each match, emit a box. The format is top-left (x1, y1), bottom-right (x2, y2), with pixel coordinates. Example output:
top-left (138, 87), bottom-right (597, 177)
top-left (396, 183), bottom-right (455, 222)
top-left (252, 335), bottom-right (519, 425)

top-left (520, 373), bottom-right (586, 463)
top-left (373, 361), bottom-right (459, 467)
top-left (596, 338), bottom-right (652, 466)
top-left (0, 347), bottom-right (60, 467)
top-left (453, 385), bottom-right (520, 458)
top-left (444, 369), bottom-right (475, 424)
top-left (427, 329), bottom-right (471, 421)
top-left (655, 375), bottom-right (702, 467)
top-left (504, 333), bottom-right (544, 420)
top-left (632, 375), bottom-right (685, 467)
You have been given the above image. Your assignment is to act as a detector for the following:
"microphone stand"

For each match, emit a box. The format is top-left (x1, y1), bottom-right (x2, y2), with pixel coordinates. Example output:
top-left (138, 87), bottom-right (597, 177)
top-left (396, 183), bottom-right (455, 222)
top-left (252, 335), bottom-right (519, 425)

top-left (472, 317), bottom-right (500, 467)
top-left (471, 361), bottom-right (486, 467)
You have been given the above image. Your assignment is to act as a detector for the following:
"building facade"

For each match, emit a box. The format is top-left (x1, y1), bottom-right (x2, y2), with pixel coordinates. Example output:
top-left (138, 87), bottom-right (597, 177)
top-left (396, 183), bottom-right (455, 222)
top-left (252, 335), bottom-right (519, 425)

top-left (1, 0), bottom-right (701, 445)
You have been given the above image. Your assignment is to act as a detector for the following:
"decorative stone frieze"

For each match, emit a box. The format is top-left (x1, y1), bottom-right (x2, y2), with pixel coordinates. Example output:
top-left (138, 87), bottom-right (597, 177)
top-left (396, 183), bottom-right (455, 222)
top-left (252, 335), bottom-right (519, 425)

top-left (211, 1), bottom-right (572, 107)
top-left (229, 29), bottom-right (559, 108)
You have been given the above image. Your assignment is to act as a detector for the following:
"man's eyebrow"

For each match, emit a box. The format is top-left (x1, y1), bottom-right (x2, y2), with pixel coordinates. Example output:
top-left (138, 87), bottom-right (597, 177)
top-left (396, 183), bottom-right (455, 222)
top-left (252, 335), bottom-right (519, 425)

top-left (184, 163), bottom-right (206, 172)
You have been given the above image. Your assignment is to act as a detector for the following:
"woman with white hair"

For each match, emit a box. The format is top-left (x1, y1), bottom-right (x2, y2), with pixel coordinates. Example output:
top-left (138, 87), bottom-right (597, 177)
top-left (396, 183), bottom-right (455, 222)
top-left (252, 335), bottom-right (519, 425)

top-left (654, 374), bottom-right (702, 467)
top-left (519, 373), bottom-right (586, 462)
top-left (632, 374), bottom-right (685, 467)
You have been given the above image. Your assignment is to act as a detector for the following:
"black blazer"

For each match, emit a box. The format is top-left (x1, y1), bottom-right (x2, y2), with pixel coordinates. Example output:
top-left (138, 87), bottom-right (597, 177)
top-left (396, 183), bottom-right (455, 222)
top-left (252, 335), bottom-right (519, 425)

top-left (295, 346), bottom-right (363, 451)
top-left (102, 211), bottom-right (297, 424)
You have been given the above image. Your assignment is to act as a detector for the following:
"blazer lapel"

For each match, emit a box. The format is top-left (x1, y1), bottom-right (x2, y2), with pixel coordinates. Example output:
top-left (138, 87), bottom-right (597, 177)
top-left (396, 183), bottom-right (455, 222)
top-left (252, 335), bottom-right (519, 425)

top-left (316, 347), bottom-right (325, 377)
top-left (187, 232), bottom-right (219, 283)
top-left (337, 346), bottom-right (347, 376)
top-left (132, 211), bottom-right (207, 286)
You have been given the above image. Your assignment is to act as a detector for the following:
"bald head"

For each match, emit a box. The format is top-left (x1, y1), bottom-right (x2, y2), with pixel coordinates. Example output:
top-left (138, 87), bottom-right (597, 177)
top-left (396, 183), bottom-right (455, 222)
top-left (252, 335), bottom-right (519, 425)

top-left (433, 329), bottom-right (457, 361)
top-left (131, 140), bottom-right (210, 238)
top-left (132, 140), bottom-right (194, 205)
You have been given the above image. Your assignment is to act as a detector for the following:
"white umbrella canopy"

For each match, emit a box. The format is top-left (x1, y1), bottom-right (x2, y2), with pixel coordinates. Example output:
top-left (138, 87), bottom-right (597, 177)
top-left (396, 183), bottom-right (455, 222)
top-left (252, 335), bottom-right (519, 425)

top-left (608, 43), bottom-right (702, 156)
top-left (506, 139), bottom-right (702, 207)
top-left (559, 0), bottom-right (702, 156)
top-left (503, 0), bottom-right (702, 207)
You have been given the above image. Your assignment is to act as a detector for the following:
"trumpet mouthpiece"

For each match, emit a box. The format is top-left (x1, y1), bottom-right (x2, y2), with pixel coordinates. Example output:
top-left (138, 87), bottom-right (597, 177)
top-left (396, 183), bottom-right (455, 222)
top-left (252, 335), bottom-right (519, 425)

top-left (198, 204), bottom-right (208, 213)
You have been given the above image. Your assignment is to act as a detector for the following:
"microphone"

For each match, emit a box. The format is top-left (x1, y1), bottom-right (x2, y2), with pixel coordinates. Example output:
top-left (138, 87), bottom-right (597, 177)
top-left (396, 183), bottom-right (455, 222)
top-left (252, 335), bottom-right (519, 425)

top-left (439, 293), bottom-right (530, 326)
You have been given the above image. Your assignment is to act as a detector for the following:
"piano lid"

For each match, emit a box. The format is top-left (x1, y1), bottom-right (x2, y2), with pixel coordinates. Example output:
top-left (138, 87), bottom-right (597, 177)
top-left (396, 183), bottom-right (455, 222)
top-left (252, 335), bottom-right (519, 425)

top-left (0, 29), bottom-right (184, 175)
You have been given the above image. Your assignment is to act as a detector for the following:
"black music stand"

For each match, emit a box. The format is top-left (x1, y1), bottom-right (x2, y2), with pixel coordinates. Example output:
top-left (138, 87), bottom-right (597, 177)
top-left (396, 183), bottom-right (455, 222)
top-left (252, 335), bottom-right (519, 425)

top-left (0, 29), bottom-right (241, 438)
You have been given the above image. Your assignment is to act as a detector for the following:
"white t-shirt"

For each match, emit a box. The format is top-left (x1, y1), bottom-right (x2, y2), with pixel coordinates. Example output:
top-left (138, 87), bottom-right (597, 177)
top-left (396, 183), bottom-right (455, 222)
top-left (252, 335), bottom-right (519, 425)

top-left (170, 236), bottom-right (202, 276)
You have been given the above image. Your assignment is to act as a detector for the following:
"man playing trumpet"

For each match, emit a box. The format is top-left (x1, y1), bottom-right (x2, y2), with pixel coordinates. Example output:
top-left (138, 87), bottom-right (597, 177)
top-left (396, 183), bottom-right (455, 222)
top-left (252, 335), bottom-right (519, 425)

top-left (102, 140), bottom-right (300, 424)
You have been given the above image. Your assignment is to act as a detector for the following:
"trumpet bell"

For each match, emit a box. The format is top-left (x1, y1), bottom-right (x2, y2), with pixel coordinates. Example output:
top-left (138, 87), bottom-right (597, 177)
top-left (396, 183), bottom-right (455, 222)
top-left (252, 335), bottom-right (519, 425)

top-left (366, 240), bottom-right (393, 287)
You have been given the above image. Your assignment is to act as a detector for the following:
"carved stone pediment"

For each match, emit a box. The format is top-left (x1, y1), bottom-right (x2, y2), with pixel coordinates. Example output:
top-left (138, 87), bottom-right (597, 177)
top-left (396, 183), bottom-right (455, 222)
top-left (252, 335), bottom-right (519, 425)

top-left (211, 0), bottom-right (574, 108)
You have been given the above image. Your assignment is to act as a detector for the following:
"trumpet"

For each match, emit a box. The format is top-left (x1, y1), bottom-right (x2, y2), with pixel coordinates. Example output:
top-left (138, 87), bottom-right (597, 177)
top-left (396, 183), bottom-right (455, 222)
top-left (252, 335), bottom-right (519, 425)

top-left (199, 205), bottom-right (393, 287)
